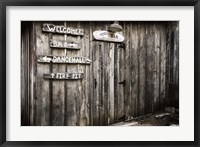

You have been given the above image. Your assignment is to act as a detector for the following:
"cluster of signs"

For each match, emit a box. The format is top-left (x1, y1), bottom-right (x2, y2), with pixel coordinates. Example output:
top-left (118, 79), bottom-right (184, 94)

top-left (38, 23), bottom-right (90, 80)
top-left (38, 23), bottom-right (125, 80)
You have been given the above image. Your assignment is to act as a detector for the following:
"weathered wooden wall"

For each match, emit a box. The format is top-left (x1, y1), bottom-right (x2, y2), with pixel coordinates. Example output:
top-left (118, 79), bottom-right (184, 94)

top-left (21, 21), bottom-right (179, 126)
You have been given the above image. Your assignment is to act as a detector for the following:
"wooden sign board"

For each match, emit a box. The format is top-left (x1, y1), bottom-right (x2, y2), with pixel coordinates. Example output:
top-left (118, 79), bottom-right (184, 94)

top-left (44, 73), bottom-right (84, 80)
top-left (38, 55), bottom-right (92, 64)
top-left (50, 39), bottom-right (81, 49)
top-left (42, 24), bottom-right (84, 36)
top-left (93, 30), bottom-right (124, 43)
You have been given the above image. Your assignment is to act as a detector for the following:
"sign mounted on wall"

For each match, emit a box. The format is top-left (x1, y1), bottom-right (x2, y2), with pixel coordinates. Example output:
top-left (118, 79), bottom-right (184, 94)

top-left (50, 39), bottom-right (81, 49)
top-left (44, 73), bottom-right (84, 80)
top-left (38, 55), bottom-right (92, 64)
top-left (42, 24), bottom-right (84, 36)
top-left (93, 30), bottom-right (124, 43)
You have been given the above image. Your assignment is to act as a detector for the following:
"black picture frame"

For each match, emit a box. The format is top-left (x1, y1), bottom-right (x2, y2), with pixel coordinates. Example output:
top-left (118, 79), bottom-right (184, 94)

top-left (0, 0), bottom-right (199, 146)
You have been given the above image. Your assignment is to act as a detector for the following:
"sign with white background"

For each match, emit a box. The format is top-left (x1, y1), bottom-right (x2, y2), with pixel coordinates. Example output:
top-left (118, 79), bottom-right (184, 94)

top-left (6, 6), bottom-right (194, 141)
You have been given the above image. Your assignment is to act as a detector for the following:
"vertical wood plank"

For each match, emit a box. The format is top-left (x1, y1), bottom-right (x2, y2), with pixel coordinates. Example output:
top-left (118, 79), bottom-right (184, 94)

top-left (138, 22), bottom-right (146, 116)
top-left (118, 40), bottom-right (125, 120)
top-left (124, 22), bottom-right (131, 120)
top-left (174, 22), bottom-right (179, 108)
top-left (145, 22), bottom-right (154, 114)
top-left (114, 42), bottom-right (119, 122)
top-left (21, 22), bottom-right (30, 125)
top-left (34, 22), bottom-right (50, 126)
top-left (99, 22), bottom-right (108, 126)
top-left (29, 22), bottom-right (36, 126)
top-left (65, 22), bottom-right (79, 126)
top-left (166, 23), bottom-right (171, 107)
top-left (104, 41), bottom-right (111, 125)
top-left (51, 22), bottom-right (65, 126)
top-left (92, 22), bottom-right (100, 125)
top-left (64, 21), bottom-right (68, 126)
top-left (99, 41), bottom-right (105, 126)
top-left (79, 22), bottom-right (90, 126)
top-left (116, 21), bottom-right (126, 121)
top-left (89, 21), bottom-right (94, 126)
top-left (160, 23), bottom-right (167, 109)
top-left (130, 22), bottom-right (139, 117)
top-left (103, 23), bottom-right (110, 125)
top-left (109, 42), bottom-right (115, 124)
top-left (76, 21), bottom-right (81, 126)
top-left (153, 23), bottom-right (161, 112)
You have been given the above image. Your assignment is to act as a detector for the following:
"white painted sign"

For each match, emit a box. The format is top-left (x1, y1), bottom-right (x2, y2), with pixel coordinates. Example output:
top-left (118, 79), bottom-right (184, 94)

top-left (38, 55), bottom-right (92, 64)
top-left (93, 30), bottom-right (124, 43)
top-left (50, 39), bottom-right (81, 49)
top-left (42, 24), bottom-right (84, 36)
top-left (44, 73), bottom-right (84, 80)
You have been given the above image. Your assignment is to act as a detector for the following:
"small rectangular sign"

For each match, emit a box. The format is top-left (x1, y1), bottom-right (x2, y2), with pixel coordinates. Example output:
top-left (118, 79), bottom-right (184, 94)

top-left (44, 73), bottom-right (84, 80)
top-left (42, 24), bottom-right (84, 36)
top-left (38, 55), bottom-right (92, 64)
top-left (50, 39), bottom-right (81, 49)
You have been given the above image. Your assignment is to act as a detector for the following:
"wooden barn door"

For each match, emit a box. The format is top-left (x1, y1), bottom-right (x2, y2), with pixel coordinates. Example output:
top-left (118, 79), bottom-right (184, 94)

top-left (90, 22), bottom-right (126, 125)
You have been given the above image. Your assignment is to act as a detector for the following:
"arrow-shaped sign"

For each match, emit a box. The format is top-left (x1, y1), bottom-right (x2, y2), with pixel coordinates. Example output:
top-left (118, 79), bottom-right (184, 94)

top-left (44, 72), bottom-right (84, 80)
top-left (50, 39), bottom-right (81, 49)
top-left (37, 55), bottom-right (92, 64)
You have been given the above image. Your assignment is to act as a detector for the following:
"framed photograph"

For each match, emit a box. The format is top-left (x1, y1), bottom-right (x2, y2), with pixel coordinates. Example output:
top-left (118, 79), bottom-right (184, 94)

top-left (0, 0), bottom-right (199, 146)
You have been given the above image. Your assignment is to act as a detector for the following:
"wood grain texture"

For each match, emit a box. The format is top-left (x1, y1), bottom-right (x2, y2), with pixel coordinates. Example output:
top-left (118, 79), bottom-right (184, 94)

top-left (21, 21), bottom-right (179, 126)
top-left (138, 22), bottom-right (146, 116)
top-left (21, 22), bottom-right (30, 126)
top-left (124, 22), bottom-right (131, 120)
top-left (130, 22), bottom-right (139, 117)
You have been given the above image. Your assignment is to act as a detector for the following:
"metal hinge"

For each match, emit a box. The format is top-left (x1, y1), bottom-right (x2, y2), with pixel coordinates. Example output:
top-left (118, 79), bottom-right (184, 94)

top-left (118, 80), bottom-right (125, 85)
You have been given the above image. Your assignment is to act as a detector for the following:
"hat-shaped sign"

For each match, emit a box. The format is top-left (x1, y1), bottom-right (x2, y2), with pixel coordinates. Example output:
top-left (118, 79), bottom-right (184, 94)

top-left (93, 30), bottom-right (124, 43)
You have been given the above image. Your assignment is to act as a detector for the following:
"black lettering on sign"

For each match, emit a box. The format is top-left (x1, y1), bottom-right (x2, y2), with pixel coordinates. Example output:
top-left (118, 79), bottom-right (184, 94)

top-left (93, 30), bottom-right (124, 43)
top-left (44, 73), bottom-right (84, 80)
top-left (50, 39), bottom-right (81, 49)
top-left (42, 24), bottom-right (84, 36)
top-left (37, 55), bottom-right (92, 64)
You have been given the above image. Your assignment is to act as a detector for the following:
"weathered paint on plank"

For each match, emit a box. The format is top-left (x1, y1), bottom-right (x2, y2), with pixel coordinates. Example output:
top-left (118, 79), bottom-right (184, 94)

top-left (124, 22), bottom-right (131, 120)
top-left (51, 22), bottom-right (65, 126)
top-left (89, 21), bottom-right (94, 126)
top-left (34, 22), bottom-right (51, 126)
top-left (65, 22), bottom-right (80, 126)
top-left (130, 22), bottom-right (139, 117)
top-left (138, 22), bottom-right (146, 116)
top-left (78, 22), bottom-right (90, 126)
top-left (160, 23), bottom-right (167, 109)
top-left (109, 43), bottom-right (115, 124)
top-left (154, 23), bottom-right (161, 112)
top-left (145, 23), bottom-right (155, 114)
